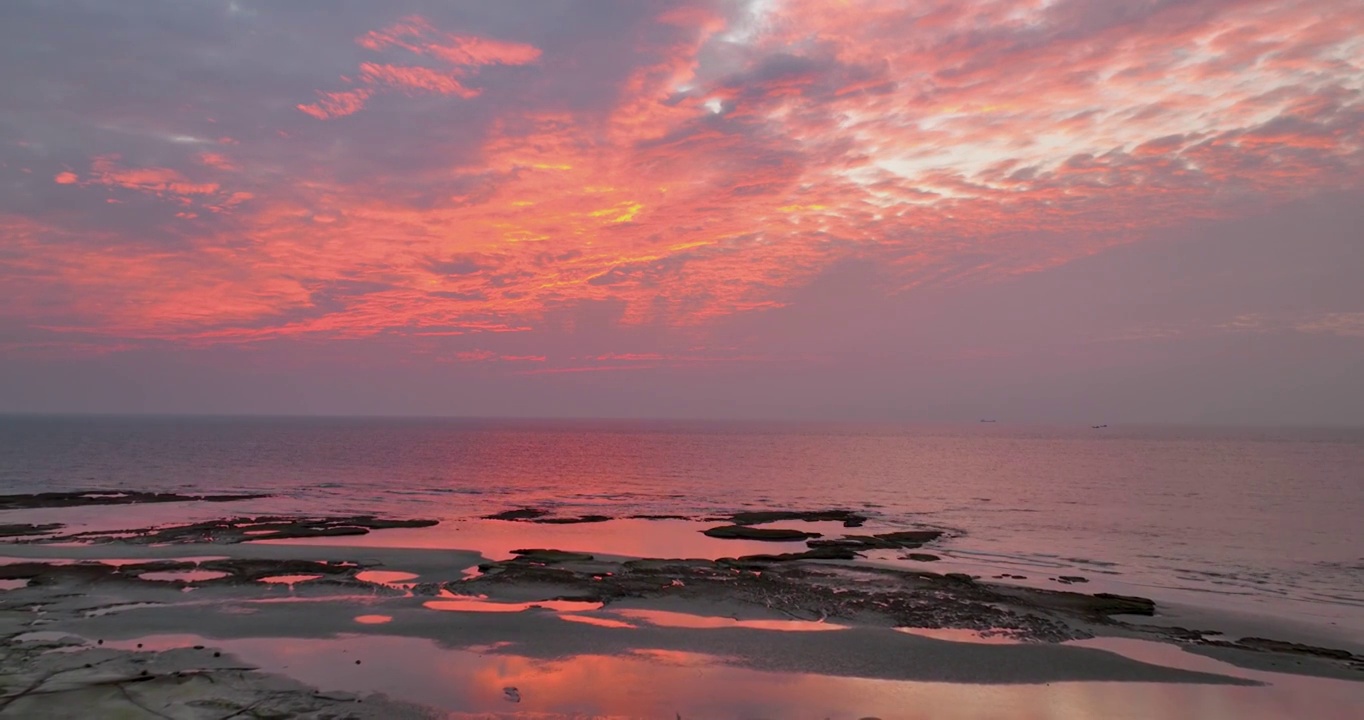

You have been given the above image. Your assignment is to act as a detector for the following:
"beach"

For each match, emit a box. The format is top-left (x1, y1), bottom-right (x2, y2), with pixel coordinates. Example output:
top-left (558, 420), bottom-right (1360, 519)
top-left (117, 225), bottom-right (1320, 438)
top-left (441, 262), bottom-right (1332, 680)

top-left (2, 481), bottom-right (1362, 719)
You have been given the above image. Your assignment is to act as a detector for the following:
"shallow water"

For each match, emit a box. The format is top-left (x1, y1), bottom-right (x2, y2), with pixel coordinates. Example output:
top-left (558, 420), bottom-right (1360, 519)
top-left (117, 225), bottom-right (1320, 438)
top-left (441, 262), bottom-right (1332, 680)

top-left (103, 631), bottom-right (1363, 719)
top-left (2, 416), bottom-right (1362, 639)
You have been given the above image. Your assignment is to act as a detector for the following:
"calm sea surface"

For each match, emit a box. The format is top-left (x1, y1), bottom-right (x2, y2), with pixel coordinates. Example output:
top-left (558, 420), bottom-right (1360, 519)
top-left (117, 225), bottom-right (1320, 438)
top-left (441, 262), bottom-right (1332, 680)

top-left (2, 416), bottom-right (1361, 635)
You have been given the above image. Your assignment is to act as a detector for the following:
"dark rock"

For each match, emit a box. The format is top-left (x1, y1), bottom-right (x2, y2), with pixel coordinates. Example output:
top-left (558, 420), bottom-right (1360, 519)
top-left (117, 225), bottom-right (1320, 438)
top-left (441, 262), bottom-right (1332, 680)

top-left (458, 553), bottom-right (1083, 642)
top-left (703, 525), bottom-right (821, 541)
top-left (876, 530), bottom-right (945, 546)
top-left (1091, 593), bottom-right (1156, 616)
top-left (1000, 587), bottom-right (1156, 618)
top-left (944, 573), bottom-right (975, 584)
top-left (726, 510), bottom-right (869, 527)
top-left (0, 490), bottom-right (269, 511)
top-left (904, 553), bottom-right (940, 562)
top-left (349, 518), bottom-right (439, 530)
top-left (807, 530), bottom-right (944, 551)
top-left (1234, 638), bottom-right (1357, 661)
top-left (508, 549), bottom-right (596, 564)
top-left (483, 508), bottom-right (550, 521)
top-left (121, 561), bottom-right (199, 576)
top-left (199, 558), bottom-right (357, 581)
top-left (723, 546), bottom-right (860, 566)
top-left (38, 515), bottom-right (438, 545)
top-left (1057, 576), bottom-right (1089, 584)
top-left (531, 515), bottom-right (612, 524)
top-left (0, 523), bottom-right (64, 538)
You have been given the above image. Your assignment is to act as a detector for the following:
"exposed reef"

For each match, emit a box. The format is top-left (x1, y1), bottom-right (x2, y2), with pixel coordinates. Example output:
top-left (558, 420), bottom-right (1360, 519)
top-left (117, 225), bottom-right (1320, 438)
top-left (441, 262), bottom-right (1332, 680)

top-left (0, 490), bottom-right (269, 511)
top-left (21, 515), bottom-right (439, 546)
top-left (482, 508), bottom-right (614, 524)
top-left (0, 632), bottom-right (431, 719)
top-left (0, 523), bottom-right (63, 538)
top-left (724, 510), bottom-right (868, 527)
top-left (702, 525), bottom-right (823, 541)
top-left (463, 550), bottom-right (1151, 641)
top-left (806, 530), bottom-right (945, 551)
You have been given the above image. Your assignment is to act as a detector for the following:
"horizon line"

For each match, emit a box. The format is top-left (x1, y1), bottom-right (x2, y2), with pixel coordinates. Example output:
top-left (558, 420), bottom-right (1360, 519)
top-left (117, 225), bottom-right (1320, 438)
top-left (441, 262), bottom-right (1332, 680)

top-left (0, 411), bottom-right (1361, 431)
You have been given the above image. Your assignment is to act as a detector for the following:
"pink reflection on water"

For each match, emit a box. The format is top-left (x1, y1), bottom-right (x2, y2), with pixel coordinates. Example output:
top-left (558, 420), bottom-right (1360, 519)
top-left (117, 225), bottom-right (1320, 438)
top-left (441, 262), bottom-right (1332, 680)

top-left (0, 579), bottom-right (28, 591)
top-left (263, 518), bottom-right (832, 561)
top-left (354, 615), bottom-right (393, 625)
top-left (614, 608), bottom-right (847, 632)
top-left (139, 570), bottom-right (230, 583)
top-left (895, 627), bottom-right (1022, 644)
top-left (423, 595), bottom-right (603, 614)
top-left (558, 614), bottom-right (638, 629)
top-left (100, 633), bottom-right (1364, 719)
top-left (259, 574), bottom-right (322, 586)
top-left (355, 570), bottom-right (418, 586)
top-left (99, 557), bottom-right (229, 566)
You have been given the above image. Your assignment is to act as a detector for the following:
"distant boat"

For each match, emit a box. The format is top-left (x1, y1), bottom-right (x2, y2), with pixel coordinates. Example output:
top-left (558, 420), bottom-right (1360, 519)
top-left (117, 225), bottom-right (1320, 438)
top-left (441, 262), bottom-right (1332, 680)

top-left (1091, 424), bottom-right (1108, 429)
top-left (979, 419), bottom-right (997, 423)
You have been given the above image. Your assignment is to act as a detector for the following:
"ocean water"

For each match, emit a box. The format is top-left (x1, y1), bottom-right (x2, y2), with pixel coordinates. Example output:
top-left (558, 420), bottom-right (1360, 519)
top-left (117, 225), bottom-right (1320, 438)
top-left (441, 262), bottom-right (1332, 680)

top-left (2, 416), bottom-right (1362, 637)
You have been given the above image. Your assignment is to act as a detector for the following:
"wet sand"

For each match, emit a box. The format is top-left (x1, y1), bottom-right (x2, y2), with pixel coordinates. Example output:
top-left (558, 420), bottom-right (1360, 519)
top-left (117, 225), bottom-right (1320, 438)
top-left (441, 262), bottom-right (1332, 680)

top-left (1, 499), bottom-right (1362, 718)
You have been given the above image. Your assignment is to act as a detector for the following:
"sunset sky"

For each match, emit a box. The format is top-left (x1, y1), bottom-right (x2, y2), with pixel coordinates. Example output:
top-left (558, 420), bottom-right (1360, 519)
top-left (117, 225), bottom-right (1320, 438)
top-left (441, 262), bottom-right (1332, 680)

top-left (2, 0), bottom-right (1361, 423)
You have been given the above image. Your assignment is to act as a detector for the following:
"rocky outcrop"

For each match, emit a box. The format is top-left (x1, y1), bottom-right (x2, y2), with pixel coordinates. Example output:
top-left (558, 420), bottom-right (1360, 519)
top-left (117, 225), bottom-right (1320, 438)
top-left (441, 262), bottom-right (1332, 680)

top-left (724, 510), bottom-right (868, 527)
top-left (806, 530), bottom-right (944, 551)
top-left (482, 508), bottom-right (550, 521)
top-left (703, 525), bottom-right (822, 541)
top-left (0, 490), bottom-right (269, 511)
top-left (33, 515), bottom-right (438, 545)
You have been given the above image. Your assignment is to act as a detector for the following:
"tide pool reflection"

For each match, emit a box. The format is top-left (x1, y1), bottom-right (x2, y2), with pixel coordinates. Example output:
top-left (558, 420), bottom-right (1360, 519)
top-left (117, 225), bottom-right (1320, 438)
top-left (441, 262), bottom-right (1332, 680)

top-left (614, 608), bottom-right (847, 632)
top-left (109, 633), bottom-right (1364, 719)
top-left (423, 594), bottom-right (603, 614)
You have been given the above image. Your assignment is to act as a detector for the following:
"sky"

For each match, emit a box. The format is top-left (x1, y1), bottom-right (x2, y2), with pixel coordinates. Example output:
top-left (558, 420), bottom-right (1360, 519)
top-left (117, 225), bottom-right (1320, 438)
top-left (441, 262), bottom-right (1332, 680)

top-left (1, 0), bottom-right (1362, 424)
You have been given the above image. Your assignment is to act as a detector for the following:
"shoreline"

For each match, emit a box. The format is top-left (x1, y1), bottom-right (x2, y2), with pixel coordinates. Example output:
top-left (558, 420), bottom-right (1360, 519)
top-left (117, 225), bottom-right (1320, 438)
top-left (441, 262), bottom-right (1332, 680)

top-left (2, 495), bottom-right (1362, 717)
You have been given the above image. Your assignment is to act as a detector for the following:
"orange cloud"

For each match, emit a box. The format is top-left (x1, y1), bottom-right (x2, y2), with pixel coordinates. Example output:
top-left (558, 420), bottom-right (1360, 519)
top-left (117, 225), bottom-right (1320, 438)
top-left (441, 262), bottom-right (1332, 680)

top-left (5, 1), bottom-right (1364, 365)
top-left (358, 63), bottom-right (479, 98)
top-left (297, 88), bottom-right (374, 120)
top-left (86, 155), bottom-right (219, 197)
top-left (301, 14), bottom-right (540, 119)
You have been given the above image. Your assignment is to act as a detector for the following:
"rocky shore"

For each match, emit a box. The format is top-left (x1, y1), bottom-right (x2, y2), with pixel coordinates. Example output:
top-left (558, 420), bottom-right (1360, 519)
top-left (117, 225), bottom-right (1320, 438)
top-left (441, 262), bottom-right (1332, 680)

top-left (1, 494), bottom-right (1361, 717)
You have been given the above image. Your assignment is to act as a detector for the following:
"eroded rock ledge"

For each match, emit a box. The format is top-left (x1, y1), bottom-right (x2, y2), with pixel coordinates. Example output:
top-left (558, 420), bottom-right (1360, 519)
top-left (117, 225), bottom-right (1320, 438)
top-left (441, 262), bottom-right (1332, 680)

top-left (22, 515), bottom-right (439, 545)
top-left (0, 490), bottom-right (270, 511)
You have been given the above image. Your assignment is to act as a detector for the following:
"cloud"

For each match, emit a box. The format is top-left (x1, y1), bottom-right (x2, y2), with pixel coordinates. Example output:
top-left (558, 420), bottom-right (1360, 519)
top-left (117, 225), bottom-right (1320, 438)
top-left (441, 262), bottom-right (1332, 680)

top-left (1, 0), bottom-right (1362, 370)
top-left (299, 14), bottom-right (541, 119)
top-left (1296, 312), bottom-right (1364, 338)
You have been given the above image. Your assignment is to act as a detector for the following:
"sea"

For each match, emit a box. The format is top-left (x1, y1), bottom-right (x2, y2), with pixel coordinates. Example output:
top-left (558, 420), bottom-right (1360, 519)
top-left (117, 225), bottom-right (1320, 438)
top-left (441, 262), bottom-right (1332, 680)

top-left (2, 415), bottom-right (1362, 641)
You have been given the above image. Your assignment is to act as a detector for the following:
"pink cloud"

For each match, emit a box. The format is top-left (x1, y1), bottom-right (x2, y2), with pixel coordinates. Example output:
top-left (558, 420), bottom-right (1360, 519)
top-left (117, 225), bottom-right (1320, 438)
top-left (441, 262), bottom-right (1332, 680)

top-left (301, 15), bottom-right (540, 119)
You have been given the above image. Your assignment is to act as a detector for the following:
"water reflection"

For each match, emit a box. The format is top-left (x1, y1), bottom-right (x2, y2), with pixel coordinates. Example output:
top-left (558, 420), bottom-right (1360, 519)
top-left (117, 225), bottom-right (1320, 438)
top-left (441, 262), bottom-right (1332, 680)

top-left (423, 595), bottom-right (603, 614)
top-left (258, 574), bottom-right (322, 586)
top-left (895, 627), bottom-right (1021, 645)
top-left (108, 633), bottom-right (1364, 719)
top-left (139, 570), bottom-right (230, 582)
top-left (557, 614), bottom-right (637, 629)
top-left (355, 570), bottom-right (419, 587)
top-left (266, 518), bottom-right (829, 561)
top-left (615, 608), bottom-right (847, 632)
